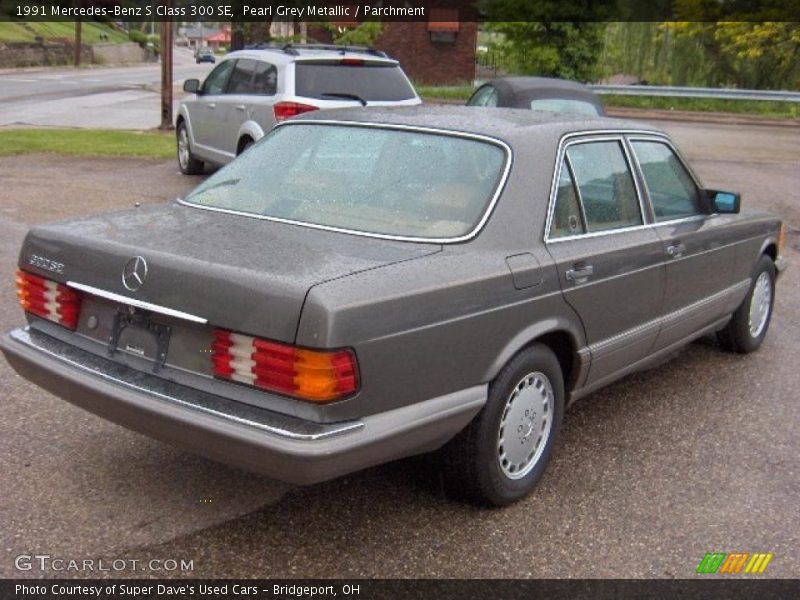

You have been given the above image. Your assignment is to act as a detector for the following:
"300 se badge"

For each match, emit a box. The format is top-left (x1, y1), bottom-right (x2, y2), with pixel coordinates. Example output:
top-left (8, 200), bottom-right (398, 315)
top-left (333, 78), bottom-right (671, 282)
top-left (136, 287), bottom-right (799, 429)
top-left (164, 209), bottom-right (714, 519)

top-left (28, 254), bottom-right (64, 274)
top-left (0, 107), bottom-right (788, 506)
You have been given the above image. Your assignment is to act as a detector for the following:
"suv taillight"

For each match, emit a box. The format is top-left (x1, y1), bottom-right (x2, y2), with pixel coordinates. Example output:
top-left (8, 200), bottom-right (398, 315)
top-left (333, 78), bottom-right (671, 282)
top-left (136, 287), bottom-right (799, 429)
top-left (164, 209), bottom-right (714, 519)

top-left (211, 328), bottom-right (359, 403)
top-left (273, 101), bottom-right (318, 122)
top-left (16, 269), bottom-right (82, 330)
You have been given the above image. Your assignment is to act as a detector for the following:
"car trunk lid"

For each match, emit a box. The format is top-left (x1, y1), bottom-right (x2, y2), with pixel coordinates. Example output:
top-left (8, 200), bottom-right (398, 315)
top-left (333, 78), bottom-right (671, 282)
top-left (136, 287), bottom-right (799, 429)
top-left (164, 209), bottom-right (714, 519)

top-left (20, 202), bottom-right (440, 344)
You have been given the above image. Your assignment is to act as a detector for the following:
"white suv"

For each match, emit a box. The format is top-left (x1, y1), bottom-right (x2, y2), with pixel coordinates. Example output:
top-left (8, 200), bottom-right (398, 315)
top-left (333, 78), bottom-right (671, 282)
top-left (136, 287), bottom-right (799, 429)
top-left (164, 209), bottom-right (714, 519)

top-left (176, 44), bottom-right (421, 174)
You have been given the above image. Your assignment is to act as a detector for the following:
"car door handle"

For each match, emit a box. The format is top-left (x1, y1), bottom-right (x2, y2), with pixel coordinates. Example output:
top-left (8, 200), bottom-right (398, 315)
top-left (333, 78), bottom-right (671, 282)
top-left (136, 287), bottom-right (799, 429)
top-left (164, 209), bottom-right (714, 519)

top-left (235, 104), bottom-right (246, 111)
top-left (566, 264), bottom-right (594, 284)
top-left (207, 103), bottom-right (216, 109)
top-left (666, 242), bottom-right (686, 258)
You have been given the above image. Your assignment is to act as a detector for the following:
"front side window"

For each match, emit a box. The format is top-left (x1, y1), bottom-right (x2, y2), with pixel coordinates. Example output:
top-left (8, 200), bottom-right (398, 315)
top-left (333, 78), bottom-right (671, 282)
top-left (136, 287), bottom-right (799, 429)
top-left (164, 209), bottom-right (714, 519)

top-left (202, 60), bottom-right (235, 95)
top-left (631, 140), bottom-right (702, 221)
top-left (566, 141), bottom-right (642, 233)
top-left (468, 85), bottom-right (499, 107)
top-left (183, 124), bottom-right (507, 240)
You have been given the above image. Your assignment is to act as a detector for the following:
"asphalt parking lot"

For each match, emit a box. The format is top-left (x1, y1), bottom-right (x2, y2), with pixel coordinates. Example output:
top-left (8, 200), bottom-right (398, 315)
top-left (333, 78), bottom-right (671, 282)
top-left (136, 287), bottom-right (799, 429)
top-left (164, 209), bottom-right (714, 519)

top-left (0, 119), bottom-right (798, 578)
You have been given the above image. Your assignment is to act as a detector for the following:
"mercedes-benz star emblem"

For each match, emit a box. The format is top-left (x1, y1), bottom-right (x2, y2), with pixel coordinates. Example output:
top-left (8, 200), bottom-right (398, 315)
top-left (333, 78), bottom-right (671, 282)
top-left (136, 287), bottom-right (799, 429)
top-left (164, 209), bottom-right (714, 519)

top-left (122, 256), bottom-right (148, 291)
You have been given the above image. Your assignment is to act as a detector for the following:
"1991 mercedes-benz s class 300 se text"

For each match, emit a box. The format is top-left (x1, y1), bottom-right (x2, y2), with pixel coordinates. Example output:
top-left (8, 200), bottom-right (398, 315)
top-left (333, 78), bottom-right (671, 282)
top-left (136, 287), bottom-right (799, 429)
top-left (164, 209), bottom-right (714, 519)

top-left (0, 107), bottom-right (788, 506)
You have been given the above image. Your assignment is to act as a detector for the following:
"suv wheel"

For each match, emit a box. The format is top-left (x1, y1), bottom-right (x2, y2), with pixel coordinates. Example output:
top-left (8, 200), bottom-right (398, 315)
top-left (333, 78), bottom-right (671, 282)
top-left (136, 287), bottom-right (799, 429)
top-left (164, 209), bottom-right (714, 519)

top-left (177, 121), bottom-right (204, 175)
top-left (442, 344), bottom-right (564, 506)
top-left (238, 137), bottom-right (254, 155)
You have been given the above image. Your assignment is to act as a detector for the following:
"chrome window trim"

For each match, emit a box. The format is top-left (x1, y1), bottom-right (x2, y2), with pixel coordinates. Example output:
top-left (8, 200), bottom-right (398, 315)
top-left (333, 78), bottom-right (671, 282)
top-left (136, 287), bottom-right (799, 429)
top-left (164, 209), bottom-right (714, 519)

top-left (179, 119), bottom-right (513, 245)
top-left (66, 281), bottom-right (208, 324)
top-left (545, 133), bottom-right (647, 242)
top-left (626, 135), bottom-right (707, 222)
top-left (544, 129), bottom-right (706, 244)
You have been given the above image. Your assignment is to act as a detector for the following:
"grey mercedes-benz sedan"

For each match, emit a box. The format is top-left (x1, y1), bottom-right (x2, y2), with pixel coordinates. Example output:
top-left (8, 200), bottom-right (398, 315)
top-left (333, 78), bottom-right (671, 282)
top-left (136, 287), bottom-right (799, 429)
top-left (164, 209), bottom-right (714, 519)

top-left (1, 107), bottom-right (787, 506)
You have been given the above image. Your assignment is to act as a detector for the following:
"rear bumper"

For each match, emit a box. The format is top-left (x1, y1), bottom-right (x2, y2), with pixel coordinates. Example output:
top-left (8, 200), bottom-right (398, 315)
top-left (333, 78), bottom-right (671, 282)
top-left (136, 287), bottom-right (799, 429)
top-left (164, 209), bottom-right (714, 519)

top-left (0, 327), bottom-right (485, 485)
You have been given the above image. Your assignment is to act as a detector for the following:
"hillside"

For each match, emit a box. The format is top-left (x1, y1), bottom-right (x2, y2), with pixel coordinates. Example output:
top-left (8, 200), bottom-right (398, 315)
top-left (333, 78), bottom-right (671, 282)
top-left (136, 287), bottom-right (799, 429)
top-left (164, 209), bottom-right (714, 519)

top-left (0, 22), bottom-right (129, 44)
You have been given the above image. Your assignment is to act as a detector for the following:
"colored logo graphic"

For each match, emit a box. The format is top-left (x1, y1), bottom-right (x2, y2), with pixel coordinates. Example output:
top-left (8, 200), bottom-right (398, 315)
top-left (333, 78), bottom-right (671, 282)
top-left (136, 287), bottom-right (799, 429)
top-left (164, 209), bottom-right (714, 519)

top-left (697, 552), bottom-right (773, 574)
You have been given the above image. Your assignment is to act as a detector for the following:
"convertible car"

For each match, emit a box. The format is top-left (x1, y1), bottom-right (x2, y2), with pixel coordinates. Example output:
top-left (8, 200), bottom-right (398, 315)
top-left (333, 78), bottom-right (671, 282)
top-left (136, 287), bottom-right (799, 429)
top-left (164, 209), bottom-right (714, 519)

top-left (467, 76), bottom-right (606, 116)
top-left (0, 107), bottom-right (787, 506)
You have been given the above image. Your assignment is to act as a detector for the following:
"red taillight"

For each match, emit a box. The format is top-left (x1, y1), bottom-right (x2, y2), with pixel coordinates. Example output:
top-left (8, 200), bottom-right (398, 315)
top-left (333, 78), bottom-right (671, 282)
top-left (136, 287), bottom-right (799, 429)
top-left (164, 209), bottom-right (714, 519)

top-left (211, 328), bottom-right (359, 403)
top-left (340, 58), bottom-right (364, 66)
top-left (16, 269), bottom-right (82, 330)
top-left (273, 101), bottom-right (319, 122)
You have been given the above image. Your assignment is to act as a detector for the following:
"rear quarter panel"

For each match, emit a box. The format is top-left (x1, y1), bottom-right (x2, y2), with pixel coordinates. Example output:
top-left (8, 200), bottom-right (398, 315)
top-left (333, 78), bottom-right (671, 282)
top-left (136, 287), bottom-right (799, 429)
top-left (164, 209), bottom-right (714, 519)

top-left (294, 131), bottom-right (587, 421)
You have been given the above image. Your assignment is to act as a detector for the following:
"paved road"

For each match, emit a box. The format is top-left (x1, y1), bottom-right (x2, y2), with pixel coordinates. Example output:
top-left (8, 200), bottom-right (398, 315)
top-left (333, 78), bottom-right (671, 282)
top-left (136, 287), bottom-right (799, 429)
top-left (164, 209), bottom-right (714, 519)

top-left (0, 48), bottom-right (214, 129)
top-left (0, 121), bottom-right (798, 579)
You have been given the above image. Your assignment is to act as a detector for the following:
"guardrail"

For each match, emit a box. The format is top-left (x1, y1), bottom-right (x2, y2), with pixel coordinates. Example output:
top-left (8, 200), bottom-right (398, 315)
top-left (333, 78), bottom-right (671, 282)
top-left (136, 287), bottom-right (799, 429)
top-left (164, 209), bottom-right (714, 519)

top-left (590, 84), bottom-right (800, 103)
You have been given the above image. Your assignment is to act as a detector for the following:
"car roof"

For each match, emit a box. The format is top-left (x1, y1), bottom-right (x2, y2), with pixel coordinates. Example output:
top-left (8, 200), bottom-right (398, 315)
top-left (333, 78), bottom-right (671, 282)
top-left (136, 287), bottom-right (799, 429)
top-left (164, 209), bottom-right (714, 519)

top-left (486, 76), bottom-right (595, 94)
top-left (289, 105), bottom-right (665, 144)
top-left (224, 46), bottom-right (398, 66)
top-left (480, 77), bottom-right (604, 111)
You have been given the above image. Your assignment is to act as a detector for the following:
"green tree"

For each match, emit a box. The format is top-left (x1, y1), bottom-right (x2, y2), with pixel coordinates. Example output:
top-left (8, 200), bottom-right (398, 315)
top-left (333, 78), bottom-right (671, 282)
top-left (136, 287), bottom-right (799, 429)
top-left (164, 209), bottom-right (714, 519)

top-left (325, 21), bottom-right (382, 47)
top-left (486, 21), bottom-right (605, 81)
top-left (481, 0), bottom-right (608, 81)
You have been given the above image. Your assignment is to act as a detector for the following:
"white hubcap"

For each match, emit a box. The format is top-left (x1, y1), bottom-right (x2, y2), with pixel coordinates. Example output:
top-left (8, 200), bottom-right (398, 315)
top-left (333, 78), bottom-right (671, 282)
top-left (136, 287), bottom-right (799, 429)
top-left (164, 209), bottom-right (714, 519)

top-left (748, 271), bottom-right (772, 338)
top-left (497, 372), bottom-right (554, 480)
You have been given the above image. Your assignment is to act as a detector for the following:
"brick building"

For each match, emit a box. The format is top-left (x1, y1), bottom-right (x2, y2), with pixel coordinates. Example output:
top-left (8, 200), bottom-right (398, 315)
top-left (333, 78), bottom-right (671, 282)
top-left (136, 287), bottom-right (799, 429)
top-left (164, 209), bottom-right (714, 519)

top-left (310, 20), bottom-right (478, 85)
top-left (374, 21), bottom-right (477, 85)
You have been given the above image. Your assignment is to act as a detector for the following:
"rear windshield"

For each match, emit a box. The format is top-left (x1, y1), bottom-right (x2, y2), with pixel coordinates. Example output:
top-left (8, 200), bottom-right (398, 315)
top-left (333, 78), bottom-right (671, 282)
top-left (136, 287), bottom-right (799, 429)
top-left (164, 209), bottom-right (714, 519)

top-left (530, 98), bottom-right (601, 116)
top-left (183, 123), bottom-right (507, 240)
top-left (294, 62), bottom-right (417, 102)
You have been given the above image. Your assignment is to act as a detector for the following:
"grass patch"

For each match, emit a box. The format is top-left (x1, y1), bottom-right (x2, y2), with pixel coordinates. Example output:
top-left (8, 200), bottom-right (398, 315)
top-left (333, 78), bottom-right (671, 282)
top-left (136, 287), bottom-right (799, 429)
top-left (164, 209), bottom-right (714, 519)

top-left (597, 94), bottom-right (798, 119)
top-left (416, 85), bottom-right (475, 102)
top-left (0, 129), bottom-right (175, 159)
top-left (0, 22), bottom-right (128, 44)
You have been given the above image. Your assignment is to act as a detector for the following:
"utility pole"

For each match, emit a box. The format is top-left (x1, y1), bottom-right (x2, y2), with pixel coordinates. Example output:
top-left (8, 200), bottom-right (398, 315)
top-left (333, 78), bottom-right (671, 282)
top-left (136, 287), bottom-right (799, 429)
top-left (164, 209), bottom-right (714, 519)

top-left (159, 12), bottom-right (174, 130)
top-left (74, 19), bottom-right (82, 66)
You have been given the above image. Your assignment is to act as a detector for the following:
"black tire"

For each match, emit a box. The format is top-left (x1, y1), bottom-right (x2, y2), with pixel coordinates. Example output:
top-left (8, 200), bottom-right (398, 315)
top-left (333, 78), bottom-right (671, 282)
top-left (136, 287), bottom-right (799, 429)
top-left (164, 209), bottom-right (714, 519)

top-left (441, 344), bottom-right (565, 507)
top-left (176, 121), bottom-right (204, 175)
top-left (717, 254), bottom-right (776, 354)
top-left (238, 137), bottom-right (254, 155)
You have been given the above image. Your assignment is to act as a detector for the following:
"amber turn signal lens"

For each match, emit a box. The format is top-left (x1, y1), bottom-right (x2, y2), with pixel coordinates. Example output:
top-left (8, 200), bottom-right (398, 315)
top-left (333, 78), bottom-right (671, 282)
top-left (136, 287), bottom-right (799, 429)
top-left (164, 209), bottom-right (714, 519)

top-left (211, 328), bottom-right (359, 403)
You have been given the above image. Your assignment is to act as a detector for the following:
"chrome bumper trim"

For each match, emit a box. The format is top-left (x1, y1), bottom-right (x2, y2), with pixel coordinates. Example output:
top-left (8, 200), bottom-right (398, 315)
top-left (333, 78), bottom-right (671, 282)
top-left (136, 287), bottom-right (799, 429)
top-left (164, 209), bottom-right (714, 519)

top-left (7, 328), bottom-right (362, 441)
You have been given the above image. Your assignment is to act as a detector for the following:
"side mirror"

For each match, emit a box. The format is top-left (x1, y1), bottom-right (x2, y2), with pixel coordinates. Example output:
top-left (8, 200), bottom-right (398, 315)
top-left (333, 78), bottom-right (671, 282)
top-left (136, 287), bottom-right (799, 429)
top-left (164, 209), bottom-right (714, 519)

top-left (183, 79), bottom-right (201, 94)
top-left (708, 190), bottom-right (741, 214)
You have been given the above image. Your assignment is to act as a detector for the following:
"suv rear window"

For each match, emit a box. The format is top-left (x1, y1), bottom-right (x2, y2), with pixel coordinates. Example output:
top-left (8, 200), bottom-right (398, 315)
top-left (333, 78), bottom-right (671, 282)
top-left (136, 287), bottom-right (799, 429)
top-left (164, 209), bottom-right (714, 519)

top-left (294, 62), bottom-right (416, 102)
top-left (183, 123), bottom-right (507, 241)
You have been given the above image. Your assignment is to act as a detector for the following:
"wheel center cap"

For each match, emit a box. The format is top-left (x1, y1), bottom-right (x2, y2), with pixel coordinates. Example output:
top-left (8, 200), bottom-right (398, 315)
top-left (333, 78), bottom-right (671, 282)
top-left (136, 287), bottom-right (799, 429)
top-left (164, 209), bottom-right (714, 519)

top-left (518, 411), bottom-right (537, 444)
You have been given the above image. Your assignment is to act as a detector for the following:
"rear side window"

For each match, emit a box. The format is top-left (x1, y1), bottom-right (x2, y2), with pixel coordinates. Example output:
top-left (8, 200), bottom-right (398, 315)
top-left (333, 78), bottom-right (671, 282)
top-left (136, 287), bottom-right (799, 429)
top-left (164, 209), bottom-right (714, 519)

top-left (294, 62), bottom-right (416, 102)
top-left (530, 98), bottom-right (600, 116)
top-left (468, 85), bottom-right (499, 107)
top-left (226, 59), bottom-right (257, 94)
top-left (252, 61), bottom-right (277, 95)
top-left (566, 141), bottom-right (642, 233)
top-left (549, 162), bottom-right (585, 238)
top-left (631, 141), bottom-right (702, 221)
